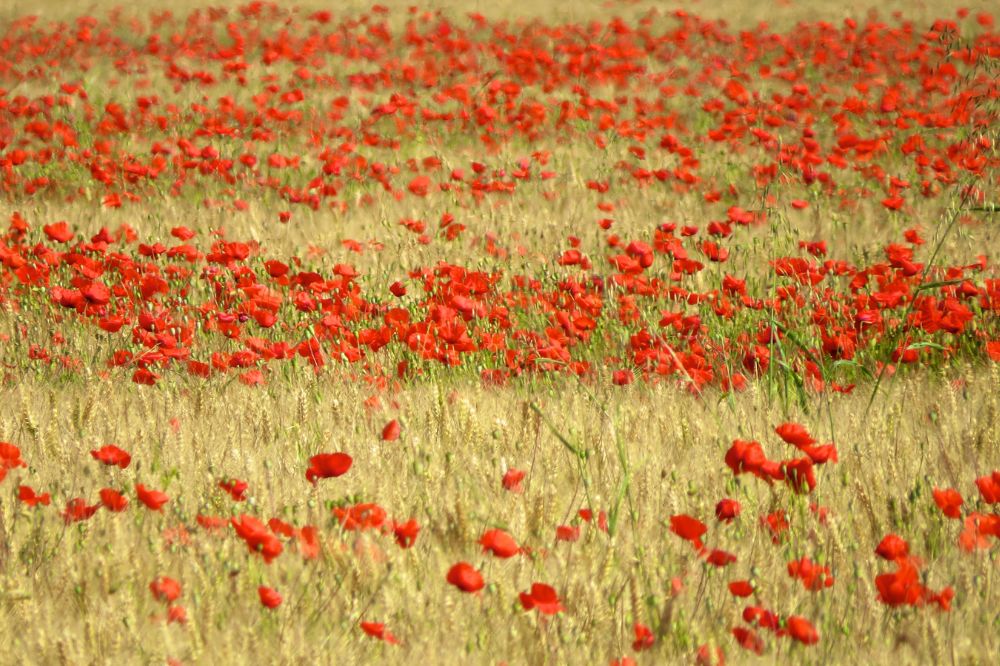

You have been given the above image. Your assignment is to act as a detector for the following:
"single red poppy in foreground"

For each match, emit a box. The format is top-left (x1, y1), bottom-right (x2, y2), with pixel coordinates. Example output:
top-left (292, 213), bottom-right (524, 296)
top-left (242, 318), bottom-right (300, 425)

top-left (136, 484), bottom-right (170, 511)
top-left (219, 478), bottom-right (249, 501)
top-left (90, 444), bottom-right (132, 469)
top-left (632, 622), bottom-right (654, 651)
top-left (670, 514), bottom-right (707, 549)
top-left (775, 422), bottom-right (816, 448)
top-left (519, 583), bottom-right (563, 615)
top-left (0, 442), bottom-right (28, 477)
top-left (479, 529), bottom-right (520, 558)
top-left (732, 626), bottom-right (765, 655)
top-left (556, 525), bottom-right (580, 542)
top-left (446, 562), bottom-right (484, 593)
top-left (258, 586), bottom-right (282, 609)
top-left (166, 605), bottom-right (187, 624)
top-left (875, 533), bottom-right (909, 561)
top-left (63, 498), bottom-right (99, 524)
top-left (932, 487), bottom-right (963, 519)
top-left (305, 452), bottom-right (353, 484)
top-left (100, 488), bottom-right (129, 512)
top-left (381, 419), bottom-right (401, 441)
top-left (18, 485), bottom-right (50, 507)
top-left (232, 514), bottom-right (284, 563)
top-left (704, 549), bottom-right (737, 567)
top-left (150, 577), bottom-right (182, 603)
top-left (361, 620), bottom-right (400, 645)
top-left (390, 518), bottom-right (420, 548)
top-left (786, 616), bottom-right (820, 645)
top-left (502, 468), bottom-right (525, 492)
top-left (715, 498), bottom-right (741, 522)
top-left (976, 471), bottom-right (1000, 504)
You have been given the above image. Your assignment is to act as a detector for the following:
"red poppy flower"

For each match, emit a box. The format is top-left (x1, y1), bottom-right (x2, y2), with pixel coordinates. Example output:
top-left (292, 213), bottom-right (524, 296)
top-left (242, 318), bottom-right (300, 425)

top-left (930, 587), bottom-right (955, 611)
top-left (875, 539), bottom-right (952, 610)
top-left (90, 445), bottom-right (131, 469)
top-left (703, 549), bottom-right (737, 567)
top-left (361, 621), bottom-right (400, 645)
top-left (881, 195), bottom-right (905, 211)
top-left (407, 176), bottom-right (431, 197)
top-left (171, 226), bottom-right (196, 240)
top-left (743, 605), bottom-right (781, 630)
top-left (774, 423), bottom-right (816, 448)
top-left (555, 525), bottom-right (580, 542)
top-left (975, 471), bottom-right (1000, 504)
top-left (99, 488), bottom-right (129, 512)
top-left (612, 369), bottom-right (634, 385)
top-left (150, 577), bottom-right (182, 603)
top-left (728, 580), bottom-right (754, 597)
top-left (0, 442), bottom-right (27, 476)
top-left (268, 518), bottom-right (295, 537)
top-left (632, 622), bottom-right (654, 651)
top-left (62, 498), bottom-right (100, 523)
top-left (479, 529), bottom-right (520, 558)
top-left (761, 510), bottom-right (789, 544)
top-left (932, 487), bottom-right (963, 519)
top-left (519, 583), bottom-right (563, 615)
top-left (18, 485), bottom-right (50, 507)
top-left (305, 452), bottom-right (352, 484)
top-left (381, 419), bottom-right (401, 441)
top-left (786, 616), bottom-right (819, 645)
top-left (875, 534), bottom-right (909, 561)
top-left (874, 558), bottom-right (923, 607)
top-left (390, 519), bottom-right (420, 549)
top-left (135, 483), bottom-right (169, 511)
top-left (258, 586), bottom-right (282, 609)
top-left (669, 514), bottom-right (707, 549)
top-left (132, 368), bottom-right (159, 385)
top-left (197, 514), bottom-right (227, 530)
top-left (958, 513), bottom-right (1000, 552)
top-left (801, 443), bottom-right (839, 465)
top-left (903, 227), bottom-right (925, 245)
top-left (231, 514), bottom-right (284, 563)
top-left (446, 562), bottom-right (484, 593)
top-left (787, 557), bottom-right (834, 590)
top-left (577, 508), bottom-right (609, 532)
top-left (715, 498), bottom-right (741, 522)
top-left (43, 221), bottom-right (74, 243)
top-left (732, 627), bottom-right (764, 655)
top-left (333, 503), bottom-right (386, 531)
top-left (298, 525), bottom-right (321, 560)
top-left (502, 468), bottom-right (526, 492)
top-left (725, 439), bottom-right (772, 480)
top-left (166, 605), bottom-right (187, 625)
top-left (781, 457), bottom-right (816, 494)
top-left (219, 478), bottom-right (249, 501)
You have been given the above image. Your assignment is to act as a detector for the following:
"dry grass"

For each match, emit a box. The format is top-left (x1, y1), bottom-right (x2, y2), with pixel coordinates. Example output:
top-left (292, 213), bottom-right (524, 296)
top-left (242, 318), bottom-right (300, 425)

top-left (1, 368), bottom-right (998, 664)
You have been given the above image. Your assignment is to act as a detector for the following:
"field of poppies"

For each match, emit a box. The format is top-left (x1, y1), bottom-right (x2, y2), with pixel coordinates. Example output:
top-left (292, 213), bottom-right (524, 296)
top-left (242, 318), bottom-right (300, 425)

top-left (0, 0), bottom-right (998, 663)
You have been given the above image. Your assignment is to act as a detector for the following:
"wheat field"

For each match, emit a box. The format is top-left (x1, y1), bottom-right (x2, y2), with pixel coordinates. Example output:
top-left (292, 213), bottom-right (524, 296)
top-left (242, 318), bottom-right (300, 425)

top-left (0, 0), bottom-right (997, 664)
